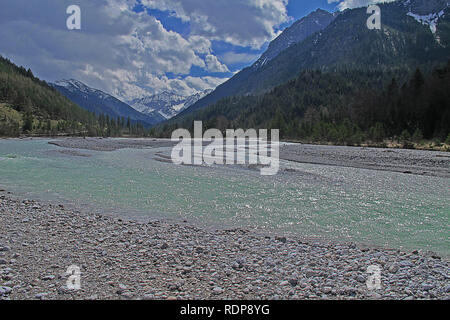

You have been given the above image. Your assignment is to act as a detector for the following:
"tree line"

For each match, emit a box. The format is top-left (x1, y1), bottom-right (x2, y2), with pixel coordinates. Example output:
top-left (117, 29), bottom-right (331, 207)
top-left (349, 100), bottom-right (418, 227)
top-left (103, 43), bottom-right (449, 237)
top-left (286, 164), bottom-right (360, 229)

top-left (156, 62), bottom-right (450, 147)
top-left (0, 55), bottom-right (153, 137)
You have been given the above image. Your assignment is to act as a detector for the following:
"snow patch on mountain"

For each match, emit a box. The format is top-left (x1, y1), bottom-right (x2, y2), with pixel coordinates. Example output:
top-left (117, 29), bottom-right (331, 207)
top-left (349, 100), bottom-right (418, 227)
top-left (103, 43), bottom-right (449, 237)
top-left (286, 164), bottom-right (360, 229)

top-left (53, 79), bottom-right (115, 100)
top-left (130, 89), bottom-right (213, 120)
top-left (51, 79), bottom-right (165, 126)
top-left (407, 10), bottom-right (445, 33)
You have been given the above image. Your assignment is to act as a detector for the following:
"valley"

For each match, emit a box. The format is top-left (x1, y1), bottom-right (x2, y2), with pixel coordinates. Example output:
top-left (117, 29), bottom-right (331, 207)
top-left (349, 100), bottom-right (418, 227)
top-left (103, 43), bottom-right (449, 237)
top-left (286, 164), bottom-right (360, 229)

top-left (0, 0), bottom-right (449, 302)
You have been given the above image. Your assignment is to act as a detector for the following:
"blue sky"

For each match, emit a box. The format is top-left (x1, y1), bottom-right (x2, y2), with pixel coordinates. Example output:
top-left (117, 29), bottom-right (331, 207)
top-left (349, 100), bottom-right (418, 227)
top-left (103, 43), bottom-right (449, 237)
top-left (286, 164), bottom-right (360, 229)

top-left (135, 0), bottom-right (339, 76)
top-left (0, 0), bottom-right (387, 101)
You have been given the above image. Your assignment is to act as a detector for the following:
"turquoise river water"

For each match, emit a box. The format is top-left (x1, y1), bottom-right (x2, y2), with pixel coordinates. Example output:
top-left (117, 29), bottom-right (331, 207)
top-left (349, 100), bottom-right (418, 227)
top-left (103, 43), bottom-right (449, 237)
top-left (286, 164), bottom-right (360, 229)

top-left (0, 138), bottom-right (449, 256)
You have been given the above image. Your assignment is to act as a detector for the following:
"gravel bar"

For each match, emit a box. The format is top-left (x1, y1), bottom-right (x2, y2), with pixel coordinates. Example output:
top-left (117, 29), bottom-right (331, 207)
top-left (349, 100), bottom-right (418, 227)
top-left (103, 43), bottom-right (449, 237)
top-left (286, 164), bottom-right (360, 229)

top-left (48, 138), bottom-right (450, 178)
top-left (0, 192), bottom-right (449, 300)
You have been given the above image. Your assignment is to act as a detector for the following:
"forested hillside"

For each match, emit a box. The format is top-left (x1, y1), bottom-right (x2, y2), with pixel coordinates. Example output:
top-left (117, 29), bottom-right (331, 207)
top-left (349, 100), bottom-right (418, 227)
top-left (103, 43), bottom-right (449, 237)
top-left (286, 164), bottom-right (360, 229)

top-left (0, 56), bottom-right (98, 136)
top-left (51, 79), bottom-right (165, 127)
top-left (179, 0), bottom-right (450, 117)
top-left (156, 63), bottom-right (450, 147)
top-left (0, 56), bottom-right (152, 137)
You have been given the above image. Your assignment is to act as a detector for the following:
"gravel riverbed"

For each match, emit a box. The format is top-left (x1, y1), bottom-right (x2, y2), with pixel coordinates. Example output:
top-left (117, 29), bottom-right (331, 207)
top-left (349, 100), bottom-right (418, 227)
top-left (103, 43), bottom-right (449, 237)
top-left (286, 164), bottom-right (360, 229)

top-left (0, 192), bottom-right (449, 300)
top-left (48, 138), bottom-right (450, 178)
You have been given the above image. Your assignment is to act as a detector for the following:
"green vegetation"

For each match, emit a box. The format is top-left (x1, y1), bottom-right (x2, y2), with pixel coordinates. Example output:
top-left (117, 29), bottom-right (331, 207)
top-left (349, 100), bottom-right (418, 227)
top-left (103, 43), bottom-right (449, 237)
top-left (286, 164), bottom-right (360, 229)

top-left (186, 3), bottom-right (450, 114)
top-left (0, 103), bottom-right (21, 136)
top-left (445, 133), bottom-right (450, 145)
top-left (95, 114), bottom-right (148, 137)
top-left (0, 55), bottom-right (98, 136)
top-left (0, 55), bottom-right (152, 137)
top-left (157, 63), bottom-right (450, 149)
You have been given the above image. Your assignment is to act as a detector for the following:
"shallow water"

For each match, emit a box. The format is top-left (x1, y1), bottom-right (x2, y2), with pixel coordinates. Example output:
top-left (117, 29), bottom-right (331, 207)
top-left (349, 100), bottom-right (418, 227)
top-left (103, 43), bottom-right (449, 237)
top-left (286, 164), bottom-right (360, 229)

top-left (0, 138), bottom-right (449, 256)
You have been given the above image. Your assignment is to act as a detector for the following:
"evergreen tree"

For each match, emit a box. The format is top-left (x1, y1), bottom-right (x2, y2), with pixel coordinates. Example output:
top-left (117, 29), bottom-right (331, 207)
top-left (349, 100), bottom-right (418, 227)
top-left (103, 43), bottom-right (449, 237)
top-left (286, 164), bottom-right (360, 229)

top-left (23, 112), bottom-right (33, 132)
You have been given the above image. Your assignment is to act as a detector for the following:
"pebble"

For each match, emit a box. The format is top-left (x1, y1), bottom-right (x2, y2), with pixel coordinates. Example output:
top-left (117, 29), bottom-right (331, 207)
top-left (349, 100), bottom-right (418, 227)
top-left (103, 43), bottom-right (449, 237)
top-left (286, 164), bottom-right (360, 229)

top-left (35, 293), bottom-right (49, 300)
top-left (0, 193), bottom-right (448, 300)
top-left (0, 286), bottom-right (12, 295)
top-left (356, 275), bottom-right (366, 283)
top-left (421, 284), bottom-right (434, 291)
top-left (212, 287), bottom-right (224, 295)
top-left (288, 279), bottom-right (298, 287)
top-left (389, 264), bottom-right (399, 273)
top-left (322, 287), bottom-right (332, 294)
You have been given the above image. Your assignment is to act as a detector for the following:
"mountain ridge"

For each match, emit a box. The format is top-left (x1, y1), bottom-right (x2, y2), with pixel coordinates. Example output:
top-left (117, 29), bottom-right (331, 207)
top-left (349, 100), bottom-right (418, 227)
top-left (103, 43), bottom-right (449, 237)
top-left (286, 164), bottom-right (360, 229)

top-left (51, 79), bottom-right (165, 127)
top-left (130, 89), bottom-right (213, 120)
top-left (175, 8), bottom-right (337, 117)
top-left (173, 0), bottom-right (450, 119)
top-left (0, 56), bottom-right (98, 136)
top-left (252, 8), bottom-right (336, 70)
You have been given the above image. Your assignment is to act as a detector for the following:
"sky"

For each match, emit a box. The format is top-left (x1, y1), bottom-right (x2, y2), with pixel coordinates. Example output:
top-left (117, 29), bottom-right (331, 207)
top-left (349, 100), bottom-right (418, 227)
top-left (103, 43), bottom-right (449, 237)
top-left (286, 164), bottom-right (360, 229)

top-left (0, 0), bottom-right (394, 101)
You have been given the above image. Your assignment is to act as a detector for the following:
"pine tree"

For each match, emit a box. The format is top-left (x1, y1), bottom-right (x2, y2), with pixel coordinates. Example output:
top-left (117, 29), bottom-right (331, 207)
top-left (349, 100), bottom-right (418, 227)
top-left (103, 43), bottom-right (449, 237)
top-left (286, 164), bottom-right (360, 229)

top-left (412, 128), bottom-right (423, 142)
top-left (23, 112), bottom-right (34, 132)
top-left (445, 133), bottom-right (450, 145)
top-left (400, 129), bottom-right (411, 142)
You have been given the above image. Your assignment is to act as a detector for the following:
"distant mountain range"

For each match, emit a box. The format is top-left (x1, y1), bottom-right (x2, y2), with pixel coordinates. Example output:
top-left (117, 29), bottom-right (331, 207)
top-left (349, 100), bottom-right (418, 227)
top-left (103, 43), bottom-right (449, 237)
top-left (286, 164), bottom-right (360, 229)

top-left (174, 0), bottom-right (450, 118)
top-left (51, 79), bottom-right (165, 126)
top-left (51, 80), bottom-right (211, 127)
top-left (129, 89), bottom-right (213, 120)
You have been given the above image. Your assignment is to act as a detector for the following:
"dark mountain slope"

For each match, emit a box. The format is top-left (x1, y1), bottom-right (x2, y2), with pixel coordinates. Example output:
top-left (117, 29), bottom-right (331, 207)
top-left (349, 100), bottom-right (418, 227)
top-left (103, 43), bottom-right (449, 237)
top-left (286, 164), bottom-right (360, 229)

top-left (51, 80), bottom-right (164, 127)
top-left (156, 63), bottom-right (450, 145)
top-left (0, 56), bottom-right (97, 136)
top-left (178, 9), bottom-right (336, 116)
top-left (177, 0), bottom-right (449, 118)
top-left (253, 9), bottom-right (336, 68)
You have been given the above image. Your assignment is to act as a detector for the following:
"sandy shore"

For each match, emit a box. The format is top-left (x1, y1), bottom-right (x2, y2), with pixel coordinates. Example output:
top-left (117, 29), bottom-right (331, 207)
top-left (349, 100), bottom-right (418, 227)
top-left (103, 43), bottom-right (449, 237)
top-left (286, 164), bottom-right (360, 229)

top-left (0, 191), bottom-right (449, 300)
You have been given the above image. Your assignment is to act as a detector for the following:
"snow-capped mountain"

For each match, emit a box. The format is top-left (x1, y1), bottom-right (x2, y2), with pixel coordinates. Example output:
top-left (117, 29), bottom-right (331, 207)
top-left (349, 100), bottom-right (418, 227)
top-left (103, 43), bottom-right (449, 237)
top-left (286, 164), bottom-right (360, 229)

top-left (51, 79), bottom-right (165, 126)
top-left (402, 0), bottom-right (449, 15)
top-left (130, 89), bottom-right (213, 120)
top-left (53, 79), bottom-right (106, 97)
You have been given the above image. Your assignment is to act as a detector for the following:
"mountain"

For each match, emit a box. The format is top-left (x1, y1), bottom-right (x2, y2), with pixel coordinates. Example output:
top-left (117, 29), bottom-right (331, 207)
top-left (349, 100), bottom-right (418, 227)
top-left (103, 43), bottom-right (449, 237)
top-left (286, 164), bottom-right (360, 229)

top-left (0, 56), bottom-right (97, 136)
top-left (178, 9), bottom-right (336, 116)
top-left (253, 9), bottom-right (336, 70)
top-left (157, 63), bottom-right (450, 144)
top-left (130, 89), bottom-right (213, 120)
top-left (175, 0), bottom-right (450, 118)
top-left (51, 80), bottom-right (165, 127)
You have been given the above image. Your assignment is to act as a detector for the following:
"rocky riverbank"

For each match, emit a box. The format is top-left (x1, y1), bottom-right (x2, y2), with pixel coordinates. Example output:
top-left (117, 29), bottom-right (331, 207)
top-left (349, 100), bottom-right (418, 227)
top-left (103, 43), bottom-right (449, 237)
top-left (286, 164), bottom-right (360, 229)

top-left (0, 192), bottom-right (449, 300)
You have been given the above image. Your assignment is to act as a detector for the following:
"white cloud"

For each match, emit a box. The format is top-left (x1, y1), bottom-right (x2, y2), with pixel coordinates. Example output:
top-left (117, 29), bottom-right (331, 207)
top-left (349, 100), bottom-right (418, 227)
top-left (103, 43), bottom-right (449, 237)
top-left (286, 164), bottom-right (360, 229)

top-left (140, 0), bottom-right (290, 49)
top-left (328, 0), bottom-right (396, 10)
top-left (142, 74), bottom-right (228, 97)
top-left (205, 55), bottom-right (230, 73)
top-left (0, 0), bottom-right (231, 101)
